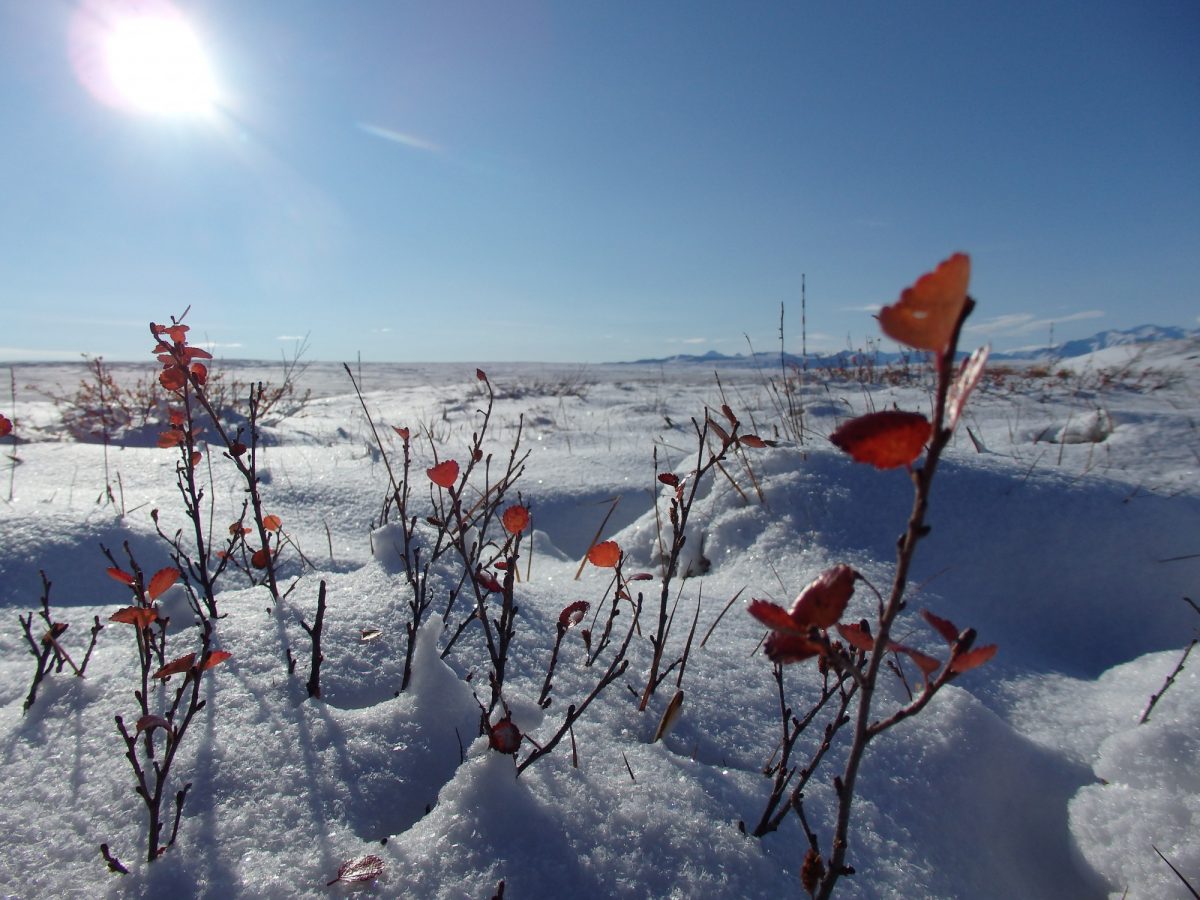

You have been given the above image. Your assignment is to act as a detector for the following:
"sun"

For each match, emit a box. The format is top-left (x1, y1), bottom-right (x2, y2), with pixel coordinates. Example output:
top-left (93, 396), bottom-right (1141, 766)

top-left (104, 14), bottom-right (217, 116)
top-left (70, 1), bottom-right (220, 119)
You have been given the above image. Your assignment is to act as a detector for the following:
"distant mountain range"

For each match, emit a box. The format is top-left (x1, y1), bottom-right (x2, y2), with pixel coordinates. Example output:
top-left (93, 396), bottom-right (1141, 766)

top-left (626, 324), bottom-right (1199, 368)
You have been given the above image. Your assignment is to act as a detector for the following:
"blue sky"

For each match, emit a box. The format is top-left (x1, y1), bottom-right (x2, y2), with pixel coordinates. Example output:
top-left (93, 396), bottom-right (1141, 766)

top-left (2, 1), bottom-right (1197, 363)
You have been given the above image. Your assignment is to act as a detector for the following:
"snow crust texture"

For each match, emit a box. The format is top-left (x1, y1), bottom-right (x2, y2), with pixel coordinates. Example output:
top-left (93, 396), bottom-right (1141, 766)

top-left (1, 353), bottom-right (1198, 898)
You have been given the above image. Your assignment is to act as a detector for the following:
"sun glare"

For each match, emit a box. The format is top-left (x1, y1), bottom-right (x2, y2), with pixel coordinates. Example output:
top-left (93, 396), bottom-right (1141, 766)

top-left (71, 1), bottom-right (219, 119)
top-left (105, 16), bottom-right (216, 116)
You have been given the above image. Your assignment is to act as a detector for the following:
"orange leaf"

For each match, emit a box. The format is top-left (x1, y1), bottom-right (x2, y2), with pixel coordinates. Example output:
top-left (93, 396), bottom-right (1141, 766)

top-left (154, 653), bottom-right (196, 679)
top-left (739, 434), bottom-right (769, 448)
top-left (199, 649), bottom-right (231, 671)
top-left (501, 504), bottom-right (530, 534)
top-left (789, 565), bottom-right (857, 629)
top-left (950, 643), bottom-right (998, 673)
top-left (165, 324), bottom-right (190, 344)
top-left (106, 567), bottom-right (134, 586)
top-left (190, 362), bottom-right (208, 385)
top-left (190, 450), bottom-right (202, 469)
top-left (110, 606), bottom-right (157, 628)
top-left (263, 514), bottom-right (282, 532)
top-left (878, 253), bottom-right (971, 353)
top-left (251, 548), bottom-right (271, 569)
top-left (587, 540), bottom-right (621, 568)
top-left (830, 410), bottom-right (931, 469)
top-left (147, 567), bottom-right (179, 601)
top-left (427, 459), bottom-right (459, 489)
top-left (0, 414), bottom-right (11, 438)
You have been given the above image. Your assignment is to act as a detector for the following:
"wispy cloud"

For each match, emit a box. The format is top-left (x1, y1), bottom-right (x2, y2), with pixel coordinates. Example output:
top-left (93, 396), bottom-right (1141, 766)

top-left (357, 122), bottom-right (442, 154)
top-left (276, 335), bottom-right (307, 342)
top-left (965, 309), bottom-right (1105, 338)
top-left (666, 337), bottom-right (710, 345)
top-left (840, 303), bottom-right (881, 314)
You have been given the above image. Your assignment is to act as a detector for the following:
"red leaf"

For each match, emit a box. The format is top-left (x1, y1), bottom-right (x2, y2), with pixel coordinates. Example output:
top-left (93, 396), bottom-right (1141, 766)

top-left (136, 714), bottom-right (170, 734)
top-left (159, 367), bottom-right (187, 392)
top-left (487, 716), bottom-right (522, 755)
top-left (251, 548), bottom-right (271, 569)
top-left (229, 441), bottom-right (247, 457)
top-left (707, 418), bottom-right (730, 444)
top-left (199, 649), bottom-right (231, 671)
top-left (327, 855), bottom-right (384, 886)
top-left (501, 504), bottom-right (530, 534)
top-left (0, 414), bottom-right (11, 438)
top-left (763, 631), bottom-right (822, 664)
top-left (830, 410), bottom-right (932, 469)
top-left (950, 643), bottom-right (998, 673)
top-left (587, 540), bottom-right (621, 568)
top-left (836, 622), bottom-right (876, 652)
top-left (878, 253), bottom-right (971, 353)
top-left (190, 450), bottom-right (202, 469)
top-left (628, 572), bottom-right (654, 581)
top-left (921, 609), bottom-right (960, 644)
top-left (154, 653), bottom-right (196, 679)
top-left (475, 568), bottom-right (503, 593)
top-left (893, 643), bottom-right (941, 676)
top-left (558, 600), bottom-right (590, 629)
top-left (190, 362), bottom-right (208, 386)
top-left (184, 346), bottom-right (213, 362)
top-left (147, 568), bottom-right (179, 601)
top-left (392, 426), bottom-right (410, 441)
top-left (168, 408), bottom-right (185, 426)
top-left (427, 459), bottom-right (459, 489)
top-left (106, 567), bottom-right (135, 586)
top-left (739, 434), bottom-right (768, 448)
top-left (165, 324), bottom-right (190, 344)
top-left (658, 473), bottom-right (680, 488)
top-left (109, 606), bottom-right (157, 628)
top-left (748, 599), bottom-right (804, 634)
top-left (788, 565), bottom-right (857, 630)
top-left (476, 368), bottom-right (488, 382)
top-left (263, 514), bottom-right (282, 532)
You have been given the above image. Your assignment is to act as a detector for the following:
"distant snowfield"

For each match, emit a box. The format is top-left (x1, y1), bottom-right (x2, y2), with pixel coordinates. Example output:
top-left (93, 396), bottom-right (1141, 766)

top-left (1, 348), bottom-right (1198, 898)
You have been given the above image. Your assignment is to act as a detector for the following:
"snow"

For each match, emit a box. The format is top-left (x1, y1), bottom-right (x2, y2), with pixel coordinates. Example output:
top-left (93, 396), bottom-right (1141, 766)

top-left (1, 347), bottom-right (1198, 898)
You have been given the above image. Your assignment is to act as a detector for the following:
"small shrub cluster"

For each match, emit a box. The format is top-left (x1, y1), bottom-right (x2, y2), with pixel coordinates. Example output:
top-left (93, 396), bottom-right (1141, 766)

top-left (12, 254), bottom-right (1029, 896)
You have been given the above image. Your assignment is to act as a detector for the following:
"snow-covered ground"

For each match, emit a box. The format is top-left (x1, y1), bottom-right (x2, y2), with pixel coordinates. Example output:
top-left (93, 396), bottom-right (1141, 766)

top-left (1, 345), bottom-right (1198, 898)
